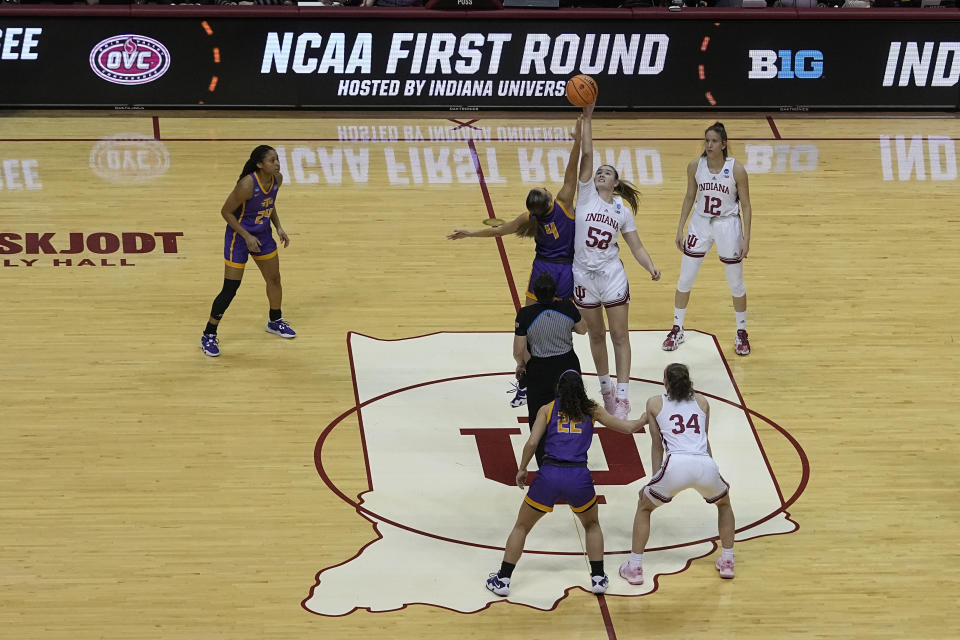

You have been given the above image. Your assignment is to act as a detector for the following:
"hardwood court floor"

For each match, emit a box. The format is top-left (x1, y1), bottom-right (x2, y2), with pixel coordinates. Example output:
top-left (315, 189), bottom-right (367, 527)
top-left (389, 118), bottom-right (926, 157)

top-left (0, 110), bottom-right (958, 639)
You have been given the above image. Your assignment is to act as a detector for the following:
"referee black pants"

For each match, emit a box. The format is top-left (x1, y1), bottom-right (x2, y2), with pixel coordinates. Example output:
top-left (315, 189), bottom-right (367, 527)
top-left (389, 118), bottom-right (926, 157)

top-left (524, 350), bottom-right (581, 466)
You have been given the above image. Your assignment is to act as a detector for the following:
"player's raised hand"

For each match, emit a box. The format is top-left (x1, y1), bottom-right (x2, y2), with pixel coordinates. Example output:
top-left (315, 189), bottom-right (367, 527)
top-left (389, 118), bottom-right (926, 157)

top-left (572, 115), bottom-right (583, 140)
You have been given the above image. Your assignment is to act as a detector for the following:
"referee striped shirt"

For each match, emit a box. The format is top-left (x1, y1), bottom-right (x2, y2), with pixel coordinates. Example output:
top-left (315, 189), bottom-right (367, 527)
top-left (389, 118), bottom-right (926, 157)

top-left (514, 301), bottom-right (581, 358)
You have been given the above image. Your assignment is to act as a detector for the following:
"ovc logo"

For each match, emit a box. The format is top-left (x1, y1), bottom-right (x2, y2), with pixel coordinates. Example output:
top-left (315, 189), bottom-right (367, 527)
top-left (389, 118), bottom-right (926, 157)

top-left (89, 35), bottom-right (170, 86)
top-left (748, 49), bottom-right (823, 80)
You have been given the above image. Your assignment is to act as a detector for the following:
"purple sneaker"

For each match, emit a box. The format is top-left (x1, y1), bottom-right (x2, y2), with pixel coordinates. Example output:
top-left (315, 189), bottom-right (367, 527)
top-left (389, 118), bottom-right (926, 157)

top-left (201, 333), bottom-right (220, 357)
top-left (265, 318), bottom-right (296, 339)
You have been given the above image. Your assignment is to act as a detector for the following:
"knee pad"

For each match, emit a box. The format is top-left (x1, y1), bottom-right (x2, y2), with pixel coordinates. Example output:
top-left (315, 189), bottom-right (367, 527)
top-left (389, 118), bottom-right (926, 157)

top-left (723, 262), bottom-right (746, 297)
top-left (676, 255), bottom-right (704, 293)
top-left (211, 278), bottom-right (241, 319)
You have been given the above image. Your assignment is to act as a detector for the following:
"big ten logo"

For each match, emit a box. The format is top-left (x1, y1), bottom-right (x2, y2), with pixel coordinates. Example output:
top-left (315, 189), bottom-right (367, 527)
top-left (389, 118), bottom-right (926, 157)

top-left (879, 135), bottom-right (956, 182)
top-left (520, 147), bottom-right (663, 185)
top-left (276, 146), bottom-right (370, 185)
top-left (0, 159), bottom-right (41, 190)
top-left (89, 134), bottom-right (170, 184)
top-left (748, 49), bottom-right (823, 80)
top-left (0, 27), bottom-right (42, 61)
top-left (743, 144), bottom-right (818, 174)
top-left (883, 42), bottom-right (959, 88)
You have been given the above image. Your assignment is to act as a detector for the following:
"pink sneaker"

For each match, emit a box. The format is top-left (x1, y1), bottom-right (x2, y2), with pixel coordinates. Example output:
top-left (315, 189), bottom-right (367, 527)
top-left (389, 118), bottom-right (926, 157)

top-left (662, 325), bottom-right (684, 351)
top-left (735, 329), bottom-right (750, 356)
top-left (619, 561), bottom-right (644, 585)
top-left (716, 556), bottom-right (735, 579)
top-left (601, 388), bottom-right (616, 413)
top-left (614, 396), bottom-right (631, 420)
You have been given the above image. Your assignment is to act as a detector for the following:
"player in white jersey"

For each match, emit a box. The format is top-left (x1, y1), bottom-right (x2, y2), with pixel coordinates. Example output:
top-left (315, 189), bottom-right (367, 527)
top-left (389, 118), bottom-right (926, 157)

top-left (574, 104), bottom-right (661, 420)
top-left (618, 363), bottom-right (737, 584)
top-left (662, 122), bottom-right (753, 357)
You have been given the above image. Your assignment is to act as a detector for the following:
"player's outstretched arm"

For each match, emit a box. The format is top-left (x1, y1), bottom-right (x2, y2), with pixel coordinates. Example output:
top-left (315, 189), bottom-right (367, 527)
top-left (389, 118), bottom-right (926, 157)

top-left (591, 405), bottom-right (647, 434)
top-left (556, 116), bottom-right (583, 210)
top-left (447, 212), bottom-right (526, 240)
top-left (578, 104), bottom-right (595, 184)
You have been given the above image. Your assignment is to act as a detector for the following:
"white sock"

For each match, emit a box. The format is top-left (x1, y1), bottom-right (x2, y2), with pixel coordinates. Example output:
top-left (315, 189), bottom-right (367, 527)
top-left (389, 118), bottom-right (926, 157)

top-left (735, 311), bottom-right (747, 330)
top-left (673, 307), bottom-right (686, 328)
top-left (721, 547), bottom-right (734, 560)
top-left (629, 552), bottom-right (643, 567)
top-left (616, 383), bottom-right (629, 399)
top-left (599, 374), bottom-right (613, 393)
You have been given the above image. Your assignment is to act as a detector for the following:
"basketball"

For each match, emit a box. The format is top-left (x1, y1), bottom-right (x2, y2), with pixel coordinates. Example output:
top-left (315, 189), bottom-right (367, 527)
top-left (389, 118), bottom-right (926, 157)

top-left (566, 74), bottom-right (598, 107)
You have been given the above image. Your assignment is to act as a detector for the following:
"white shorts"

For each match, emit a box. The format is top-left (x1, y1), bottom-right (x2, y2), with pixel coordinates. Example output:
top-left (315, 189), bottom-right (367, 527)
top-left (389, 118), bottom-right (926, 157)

top-left (682, 215), bottom-right (743, 264)
top-left (643, 453), bottom-right (729, 506)
top-left (572, 260), bottom-right (630, 309)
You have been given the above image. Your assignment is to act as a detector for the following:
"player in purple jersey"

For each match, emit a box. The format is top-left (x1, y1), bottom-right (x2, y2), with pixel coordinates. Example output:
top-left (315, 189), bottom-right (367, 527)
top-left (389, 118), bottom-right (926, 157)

top-left (485, 370), bottom-right (645, 598)
top-left (447, 114), bottom-right (583, 303)
top-left (448, 113), bottom-right (585, 407)
top-left (200, 145), bottom-right (295, 357)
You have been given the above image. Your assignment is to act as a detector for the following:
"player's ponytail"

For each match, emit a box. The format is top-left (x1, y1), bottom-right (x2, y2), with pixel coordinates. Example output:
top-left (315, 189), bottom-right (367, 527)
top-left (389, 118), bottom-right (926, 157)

top-left (516, 188), bottom-right (553, 238)
top-left (599, 165), bottom-right (641, 214)
top-left (555, 370), bottom-right (597, 422)
top-left (702, 122), bottom-right (729, 158)
top-left (664, 363), bottom-right (695, 402)
top-left (613, 178), bottom-right (642, 215)
top-left (238, 145), bottom-right (276, 182)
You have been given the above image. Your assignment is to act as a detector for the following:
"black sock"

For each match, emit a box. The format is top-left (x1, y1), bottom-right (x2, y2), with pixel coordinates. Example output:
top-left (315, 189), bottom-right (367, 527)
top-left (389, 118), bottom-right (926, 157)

top-left (204, 322), bottom-right (218, 335)
top-left (590, 560), bottom-right (604, 577)
top-left (269, 308), bottom-right (282, 322)
top-left (499, 561), bottom-right (516, 579)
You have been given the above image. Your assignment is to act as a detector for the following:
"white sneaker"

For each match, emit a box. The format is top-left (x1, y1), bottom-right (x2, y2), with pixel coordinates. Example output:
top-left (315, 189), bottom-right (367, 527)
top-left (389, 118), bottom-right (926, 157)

top-left (591, 575), bottom-right (609, 594)
top-left (613, 396), bottom-right (631, 420)
top-left (716, 556), bottom-right (735, 579)
top-left (601, 388), bottom-right (616, 413)
top-left (485, 573), bottom-right (510, 596)
top-left (619, 561), bottom-right (644, 585)
top-left (662, 325), bottom-right (685, 351)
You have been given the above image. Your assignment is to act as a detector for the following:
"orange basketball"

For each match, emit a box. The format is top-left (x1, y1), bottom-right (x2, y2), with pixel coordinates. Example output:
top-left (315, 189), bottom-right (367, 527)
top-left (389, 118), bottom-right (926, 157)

top-left (566, 74), bottom-right (598, 107)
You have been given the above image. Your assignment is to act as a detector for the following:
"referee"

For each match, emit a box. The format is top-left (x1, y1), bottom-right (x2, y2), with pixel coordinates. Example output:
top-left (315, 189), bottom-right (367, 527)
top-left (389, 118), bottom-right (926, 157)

top-left (514, 273), bottom-right (587, 465)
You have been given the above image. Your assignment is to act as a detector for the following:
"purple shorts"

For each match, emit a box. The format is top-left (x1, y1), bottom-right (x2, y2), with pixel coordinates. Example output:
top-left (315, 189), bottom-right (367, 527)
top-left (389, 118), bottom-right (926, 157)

top-left (526, 258), bottom-right (574, 302)
top-left (224, 226), bottom-right (277, 268)
top-left (524, 464), bottom-right (597, 513)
